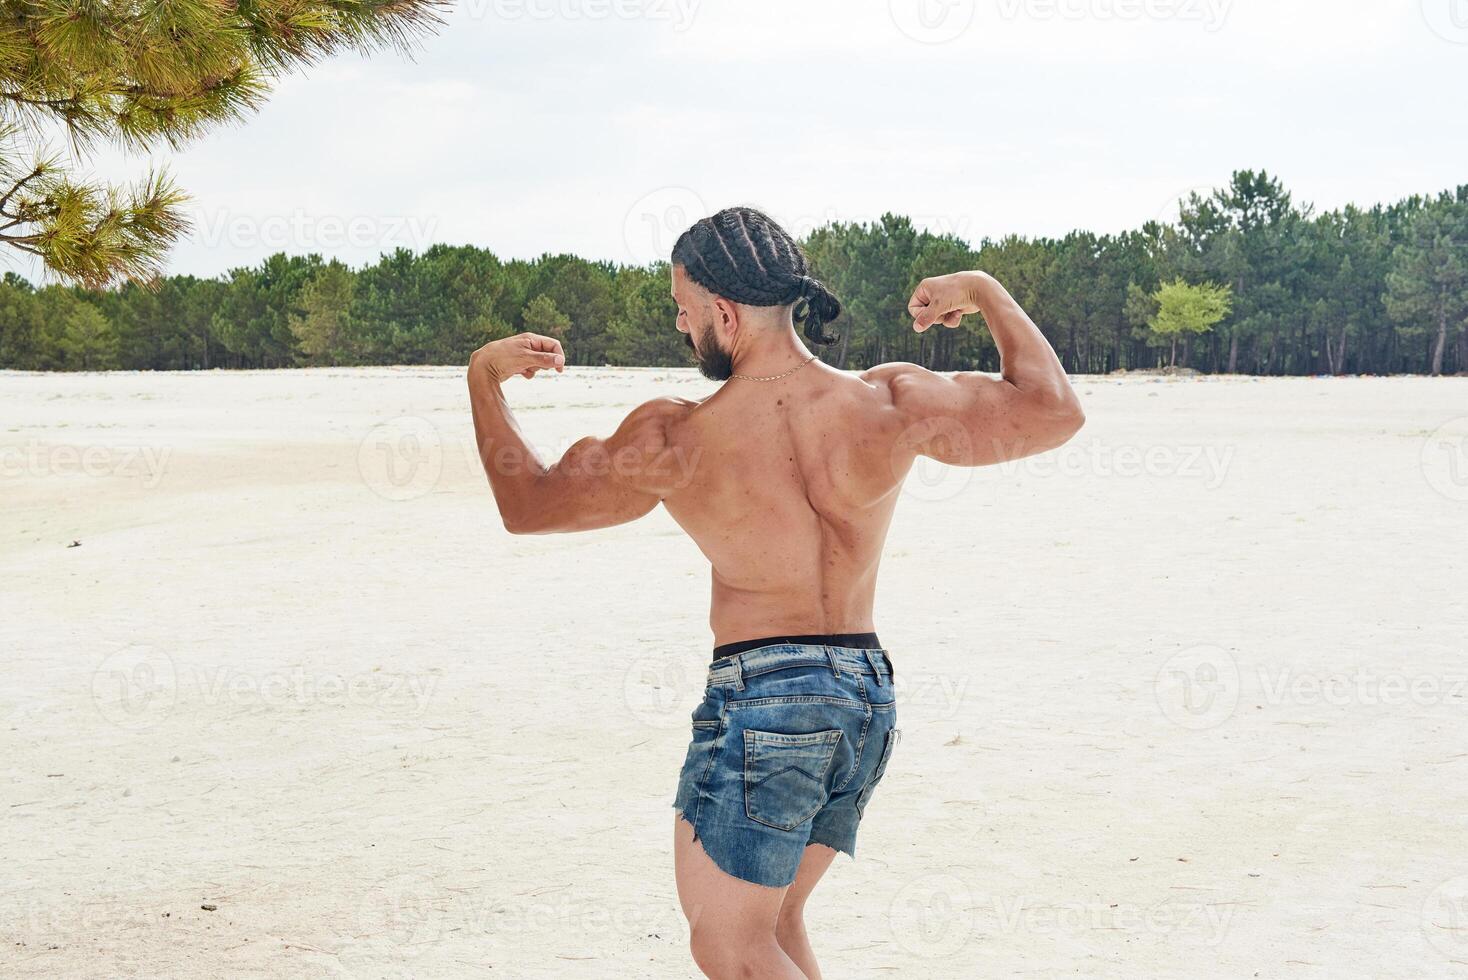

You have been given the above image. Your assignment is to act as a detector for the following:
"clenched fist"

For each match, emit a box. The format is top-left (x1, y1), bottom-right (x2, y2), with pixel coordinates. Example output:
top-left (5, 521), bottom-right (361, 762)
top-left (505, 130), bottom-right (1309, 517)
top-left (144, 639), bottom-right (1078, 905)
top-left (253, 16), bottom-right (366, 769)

top-left (470, 333), bottom-right (567, 383)
top-left (907, 271), bottom-right (992, 333)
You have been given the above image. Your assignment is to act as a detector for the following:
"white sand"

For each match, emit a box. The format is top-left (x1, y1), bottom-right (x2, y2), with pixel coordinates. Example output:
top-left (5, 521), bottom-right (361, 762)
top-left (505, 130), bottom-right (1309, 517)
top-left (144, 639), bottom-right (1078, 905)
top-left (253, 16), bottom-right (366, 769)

top-left (2, 366), bottom-right (1466, 979)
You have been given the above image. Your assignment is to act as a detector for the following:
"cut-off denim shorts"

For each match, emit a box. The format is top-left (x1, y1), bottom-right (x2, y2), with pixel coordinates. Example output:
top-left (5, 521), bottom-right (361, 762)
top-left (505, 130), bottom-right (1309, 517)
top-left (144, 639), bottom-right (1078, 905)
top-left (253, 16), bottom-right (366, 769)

top-left (673, 642), bottom-right (900, 888)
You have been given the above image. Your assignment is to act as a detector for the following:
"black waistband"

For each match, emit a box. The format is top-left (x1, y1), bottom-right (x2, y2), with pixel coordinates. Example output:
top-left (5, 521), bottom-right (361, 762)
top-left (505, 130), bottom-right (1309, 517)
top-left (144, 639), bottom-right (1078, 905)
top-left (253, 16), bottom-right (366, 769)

top-left (712, 632), bottom-right (882, 663)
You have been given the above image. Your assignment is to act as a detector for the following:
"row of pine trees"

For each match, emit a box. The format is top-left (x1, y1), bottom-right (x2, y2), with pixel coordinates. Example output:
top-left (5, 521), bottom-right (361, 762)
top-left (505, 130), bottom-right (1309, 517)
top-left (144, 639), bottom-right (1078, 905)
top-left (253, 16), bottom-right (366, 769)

top-left (2, 171), bottom-right (1465, 376)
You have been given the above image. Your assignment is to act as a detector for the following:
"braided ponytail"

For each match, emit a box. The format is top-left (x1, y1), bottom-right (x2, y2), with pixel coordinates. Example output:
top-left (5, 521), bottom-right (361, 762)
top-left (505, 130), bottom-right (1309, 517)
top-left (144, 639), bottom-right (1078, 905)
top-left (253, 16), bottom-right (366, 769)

top-left (792, 274), bottom-right (842, 346)
top-left (672, 207), bottom-right (844, 346)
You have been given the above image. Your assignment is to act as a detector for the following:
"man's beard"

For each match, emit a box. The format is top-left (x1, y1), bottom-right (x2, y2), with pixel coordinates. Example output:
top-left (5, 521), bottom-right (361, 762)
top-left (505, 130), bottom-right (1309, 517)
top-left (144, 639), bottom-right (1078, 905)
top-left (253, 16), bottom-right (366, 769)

top-left (686, 323), bottom-right (733, 381)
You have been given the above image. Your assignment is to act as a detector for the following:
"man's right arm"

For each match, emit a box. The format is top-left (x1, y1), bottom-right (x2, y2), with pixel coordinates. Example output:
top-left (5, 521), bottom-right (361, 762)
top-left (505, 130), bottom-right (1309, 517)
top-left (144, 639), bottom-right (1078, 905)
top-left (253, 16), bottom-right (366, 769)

top-left (863, 270), bottom-right (1085, 466)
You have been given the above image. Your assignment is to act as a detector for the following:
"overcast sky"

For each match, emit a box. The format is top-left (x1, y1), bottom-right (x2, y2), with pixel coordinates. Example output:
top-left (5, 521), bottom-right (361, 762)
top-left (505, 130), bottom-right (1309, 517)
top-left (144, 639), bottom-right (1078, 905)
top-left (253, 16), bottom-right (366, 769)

top-left (39, 0), bottom-right (1468, 280)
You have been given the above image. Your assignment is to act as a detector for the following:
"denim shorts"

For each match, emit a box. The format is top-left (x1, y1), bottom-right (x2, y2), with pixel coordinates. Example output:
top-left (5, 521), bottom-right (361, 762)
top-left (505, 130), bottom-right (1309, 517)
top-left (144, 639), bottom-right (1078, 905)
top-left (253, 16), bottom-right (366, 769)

top-left (673, 643), bottom-right (900, 888)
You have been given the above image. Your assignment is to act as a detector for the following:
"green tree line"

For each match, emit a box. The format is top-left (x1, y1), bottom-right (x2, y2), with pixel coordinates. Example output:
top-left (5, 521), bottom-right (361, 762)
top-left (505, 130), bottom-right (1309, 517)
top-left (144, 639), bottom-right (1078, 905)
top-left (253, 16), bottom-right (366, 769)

top-left (3, 171), bottom-right (1466, 376)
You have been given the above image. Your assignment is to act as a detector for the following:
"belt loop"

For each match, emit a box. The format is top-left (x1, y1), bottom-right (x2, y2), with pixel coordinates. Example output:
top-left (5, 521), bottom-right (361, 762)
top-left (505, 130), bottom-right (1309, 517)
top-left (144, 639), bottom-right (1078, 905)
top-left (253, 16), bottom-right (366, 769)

top-left (825, 646), bottom-right (841, 678)
top-left (864, 648), bottom-right (885, 686)
top-left (731, 654), bottom-right (745, 692)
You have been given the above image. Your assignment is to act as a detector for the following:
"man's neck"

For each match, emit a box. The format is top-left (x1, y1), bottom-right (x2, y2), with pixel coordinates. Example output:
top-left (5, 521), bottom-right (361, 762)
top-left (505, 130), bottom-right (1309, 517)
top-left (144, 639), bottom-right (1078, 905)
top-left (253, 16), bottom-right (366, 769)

top-left (728, 326), bottom-right (813, 379)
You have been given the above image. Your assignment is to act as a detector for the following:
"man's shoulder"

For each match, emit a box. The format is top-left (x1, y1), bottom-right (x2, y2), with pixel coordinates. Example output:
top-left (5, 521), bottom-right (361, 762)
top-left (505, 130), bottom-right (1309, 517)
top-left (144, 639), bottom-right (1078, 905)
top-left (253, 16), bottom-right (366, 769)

top-left (613, 396), bottom-right (698, 452)
top-left (605, 396), bottom-right (700, 498)
top-left (625, 395), bottom-right (699, 430)
top-left (857, 361), bottom-right (939, 407)
top-left (639, 394), bottom-right (703, 414)
top-left (858, 361), bottom-right (936, 387)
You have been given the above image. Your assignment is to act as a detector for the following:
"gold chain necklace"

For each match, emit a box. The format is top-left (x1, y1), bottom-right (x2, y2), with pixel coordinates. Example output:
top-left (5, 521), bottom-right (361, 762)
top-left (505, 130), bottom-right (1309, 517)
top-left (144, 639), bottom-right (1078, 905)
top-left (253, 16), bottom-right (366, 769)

top-left (731, 355), bottom-right (818, 383)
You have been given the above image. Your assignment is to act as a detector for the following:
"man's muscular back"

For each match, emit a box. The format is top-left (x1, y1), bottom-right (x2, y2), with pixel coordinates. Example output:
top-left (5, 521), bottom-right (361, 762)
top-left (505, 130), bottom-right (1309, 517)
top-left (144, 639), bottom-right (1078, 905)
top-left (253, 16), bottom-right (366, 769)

top-left (657, 363), bottom-right (912, 646)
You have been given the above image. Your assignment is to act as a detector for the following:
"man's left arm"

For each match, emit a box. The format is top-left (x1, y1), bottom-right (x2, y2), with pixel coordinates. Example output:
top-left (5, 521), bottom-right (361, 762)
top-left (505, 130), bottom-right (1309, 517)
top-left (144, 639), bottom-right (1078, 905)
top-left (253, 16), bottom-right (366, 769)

top-left (467, 333), bottom-right (684, 535)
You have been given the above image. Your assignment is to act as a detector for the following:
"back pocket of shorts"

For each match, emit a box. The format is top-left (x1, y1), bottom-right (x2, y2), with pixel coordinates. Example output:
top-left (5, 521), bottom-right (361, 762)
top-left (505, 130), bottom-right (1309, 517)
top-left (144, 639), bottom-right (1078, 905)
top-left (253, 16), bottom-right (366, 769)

top-left (743, 729), bottom-right (842, 832)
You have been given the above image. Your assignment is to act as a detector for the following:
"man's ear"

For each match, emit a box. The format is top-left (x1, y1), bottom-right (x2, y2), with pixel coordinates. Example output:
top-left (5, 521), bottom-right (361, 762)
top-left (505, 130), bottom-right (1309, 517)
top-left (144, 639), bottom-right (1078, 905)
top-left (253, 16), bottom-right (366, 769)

top-left (712, 297), bottom-right (741, 344)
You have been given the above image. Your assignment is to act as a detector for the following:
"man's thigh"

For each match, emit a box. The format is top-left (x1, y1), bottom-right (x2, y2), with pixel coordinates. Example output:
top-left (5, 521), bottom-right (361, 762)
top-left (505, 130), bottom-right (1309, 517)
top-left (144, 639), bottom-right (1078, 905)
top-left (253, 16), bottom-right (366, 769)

top-left (674, 813), bottom-right (788, 933)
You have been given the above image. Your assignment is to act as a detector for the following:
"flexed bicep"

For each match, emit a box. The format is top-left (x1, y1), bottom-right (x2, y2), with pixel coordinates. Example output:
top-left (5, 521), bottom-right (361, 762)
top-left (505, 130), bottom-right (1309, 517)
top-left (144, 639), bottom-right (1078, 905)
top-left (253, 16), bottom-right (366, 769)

top-left (866, 362), bottom-right (1079, 468)
top-left (869, 271), bottom-right (1084, 468)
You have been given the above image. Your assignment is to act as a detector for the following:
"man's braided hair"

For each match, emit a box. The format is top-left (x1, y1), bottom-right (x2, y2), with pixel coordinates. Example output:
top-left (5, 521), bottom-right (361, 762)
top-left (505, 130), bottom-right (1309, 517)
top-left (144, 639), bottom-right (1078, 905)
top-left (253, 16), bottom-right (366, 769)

top-left (671, 206), bottom-right (843, 346)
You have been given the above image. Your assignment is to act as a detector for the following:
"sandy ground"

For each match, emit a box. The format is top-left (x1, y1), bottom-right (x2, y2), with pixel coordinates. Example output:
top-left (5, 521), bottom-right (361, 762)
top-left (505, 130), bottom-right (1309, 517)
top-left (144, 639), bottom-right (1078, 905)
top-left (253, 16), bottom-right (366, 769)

top-left (2, 366), bottom-right (1466, 979)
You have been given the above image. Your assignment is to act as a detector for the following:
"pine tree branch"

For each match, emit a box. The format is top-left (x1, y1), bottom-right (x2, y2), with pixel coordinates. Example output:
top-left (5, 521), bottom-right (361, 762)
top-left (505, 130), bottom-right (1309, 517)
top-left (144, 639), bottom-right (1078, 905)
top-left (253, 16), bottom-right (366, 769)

top-left (0, 164), bottom-right (44, 213)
